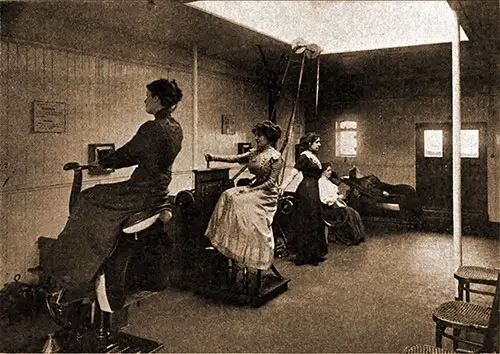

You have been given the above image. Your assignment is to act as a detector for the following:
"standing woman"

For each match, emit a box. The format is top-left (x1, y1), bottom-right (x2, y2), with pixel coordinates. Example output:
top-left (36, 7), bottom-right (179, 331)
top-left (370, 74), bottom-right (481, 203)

top-left (281, 132), bottom-right (327, 266)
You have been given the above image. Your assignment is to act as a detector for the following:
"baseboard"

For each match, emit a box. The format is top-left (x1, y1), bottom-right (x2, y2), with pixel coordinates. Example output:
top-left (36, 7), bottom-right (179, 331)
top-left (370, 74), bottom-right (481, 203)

top-left (421, 209), bottom-right (497, 237)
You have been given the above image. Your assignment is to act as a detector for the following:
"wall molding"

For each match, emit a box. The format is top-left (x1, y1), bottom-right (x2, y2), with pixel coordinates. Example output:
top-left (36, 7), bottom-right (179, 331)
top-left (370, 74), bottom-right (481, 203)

top-left (1, 37), bottom-right (258, 84)
top-left (0, 170), bottom-right (193, 196)
top-left (331, 161), bottom-right (415, 169)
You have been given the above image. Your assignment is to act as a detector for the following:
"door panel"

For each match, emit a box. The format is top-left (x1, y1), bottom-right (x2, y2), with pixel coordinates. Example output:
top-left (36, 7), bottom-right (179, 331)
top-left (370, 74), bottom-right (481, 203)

top-left (415, 123), bottom-right (487, 218)
top-left (460, 124), bottom-right (487, 214)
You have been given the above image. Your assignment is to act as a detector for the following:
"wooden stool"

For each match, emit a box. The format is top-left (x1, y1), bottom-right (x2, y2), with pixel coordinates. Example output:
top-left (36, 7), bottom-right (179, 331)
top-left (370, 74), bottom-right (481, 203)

top-left (454, 265), bottom-right (499, 302)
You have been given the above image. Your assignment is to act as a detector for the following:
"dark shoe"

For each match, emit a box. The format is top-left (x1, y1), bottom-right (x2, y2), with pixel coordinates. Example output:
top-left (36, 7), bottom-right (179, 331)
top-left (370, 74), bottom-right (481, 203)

top-left (316, 257), bottom-right (327, 263)
top-left (311, 260), bottom-right (319, 266)
top-left (294, 258), bottom-right (305, 266)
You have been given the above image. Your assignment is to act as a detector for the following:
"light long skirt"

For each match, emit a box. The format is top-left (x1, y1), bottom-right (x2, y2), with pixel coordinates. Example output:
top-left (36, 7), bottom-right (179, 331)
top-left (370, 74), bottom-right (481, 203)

top-left (205, 186), bottom-right (278, 270)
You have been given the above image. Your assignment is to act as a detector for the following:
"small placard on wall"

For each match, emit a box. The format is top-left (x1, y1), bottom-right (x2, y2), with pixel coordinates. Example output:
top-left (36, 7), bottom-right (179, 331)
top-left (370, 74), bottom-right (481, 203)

top-left (33, 101), bottom-right (66, 133)
top-left (221, 114), bottom-right (236, 135)
top-left (238, 142), bottom-right (252, 154)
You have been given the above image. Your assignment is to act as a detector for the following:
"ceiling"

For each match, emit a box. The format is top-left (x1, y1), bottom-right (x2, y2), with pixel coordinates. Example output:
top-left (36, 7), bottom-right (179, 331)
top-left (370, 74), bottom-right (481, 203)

top-left (188, 1), bottom-right (470, 54)
top-left (1, 0), bottom-right (498, 80)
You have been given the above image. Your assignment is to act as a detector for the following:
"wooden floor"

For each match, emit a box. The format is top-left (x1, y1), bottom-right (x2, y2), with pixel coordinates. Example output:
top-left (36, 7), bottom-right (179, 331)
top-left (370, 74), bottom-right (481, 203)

top-left (1, 224), bottom-right (498, 353)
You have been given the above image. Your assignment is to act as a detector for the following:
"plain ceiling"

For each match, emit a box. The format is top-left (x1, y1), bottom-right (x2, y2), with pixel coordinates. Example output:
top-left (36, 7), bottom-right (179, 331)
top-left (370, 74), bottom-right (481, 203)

top-left (1, 0), bottom-right (498, 80)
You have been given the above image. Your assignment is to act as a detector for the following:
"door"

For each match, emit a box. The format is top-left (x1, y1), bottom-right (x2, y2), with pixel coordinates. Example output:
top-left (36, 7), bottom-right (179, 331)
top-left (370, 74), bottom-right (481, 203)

top-left (416, 122), bottom-right (488, 219)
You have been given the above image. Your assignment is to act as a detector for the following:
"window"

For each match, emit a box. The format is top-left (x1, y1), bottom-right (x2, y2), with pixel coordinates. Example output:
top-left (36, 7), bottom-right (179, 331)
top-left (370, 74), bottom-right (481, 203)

top-left (424, 130), bottom-right (443, 157)
top-left (460, 129), bottom-right (479, 158)
top-left (423, 129), bottom-right (479, 158)
top-left (336, 121), bottom-right (357, 157)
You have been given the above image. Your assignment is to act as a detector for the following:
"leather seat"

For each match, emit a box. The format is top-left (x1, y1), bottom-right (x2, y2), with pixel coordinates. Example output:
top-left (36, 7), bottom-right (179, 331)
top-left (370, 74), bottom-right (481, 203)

top-left (122, 203), bottom-right (172, 234)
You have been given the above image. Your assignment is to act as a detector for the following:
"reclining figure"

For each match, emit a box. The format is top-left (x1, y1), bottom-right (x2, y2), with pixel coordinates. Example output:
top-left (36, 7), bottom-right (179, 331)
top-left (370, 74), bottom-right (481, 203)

top-left (342, 167), bottom-right (423, 226)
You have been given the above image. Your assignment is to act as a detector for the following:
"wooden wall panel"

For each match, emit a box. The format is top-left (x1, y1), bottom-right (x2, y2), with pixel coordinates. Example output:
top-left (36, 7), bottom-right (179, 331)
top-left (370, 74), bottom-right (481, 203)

top-left (0, 38), bottom-right (271, 284)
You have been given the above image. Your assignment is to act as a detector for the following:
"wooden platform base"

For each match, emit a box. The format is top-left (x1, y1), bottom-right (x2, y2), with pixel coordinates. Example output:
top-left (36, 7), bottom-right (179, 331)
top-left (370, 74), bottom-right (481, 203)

top-left (193, 274), bottom-right (290, 307)
top-left (41, 329), bottom-right (163, 353)
top-left (250, 275), bottom-right (290, 307)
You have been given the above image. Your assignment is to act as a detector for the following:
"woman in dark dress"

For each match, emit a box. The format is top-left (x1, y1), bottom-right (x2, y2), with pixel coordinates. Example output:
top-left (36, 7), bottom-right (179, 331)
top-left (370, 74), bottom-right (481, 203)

top-left (44, 79), bottom-right (183, 299)
top-left (281, 133), bottom-right (327, 266)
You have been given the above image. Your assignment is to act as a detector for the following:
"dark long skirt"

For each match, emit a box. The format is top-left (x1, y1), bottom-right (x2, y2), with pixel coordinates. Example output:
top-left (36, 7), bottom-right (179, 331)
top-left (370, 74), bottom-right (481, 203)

top-left (323, 204), bottom-right (365, 245)
top-left (292, 176), bottom-right (328, 263)
top-left (44, 181), bottom-right (166, 291)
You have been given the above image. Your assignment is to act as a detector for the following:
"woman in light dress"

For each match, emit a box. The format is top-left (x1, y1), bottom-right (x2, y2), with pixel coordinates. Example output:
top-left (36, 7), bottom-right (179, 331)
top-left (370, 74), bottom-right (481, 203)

top-left (319, 162), bottom-right (366, 245)
top-left (204, 120), bottom-right (283, 270)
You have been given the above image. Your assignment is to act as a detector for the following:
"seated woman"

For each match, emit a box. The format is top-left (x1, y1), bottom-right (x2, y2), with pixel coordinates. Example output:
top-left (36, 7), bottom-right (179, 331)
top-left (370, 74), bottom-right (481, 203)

top-left (44, 79), bottom-right (184, 302)
top-left (319, 162), bottom-right (366, 246)
top-left (204, 120), bottom-right (282, 271)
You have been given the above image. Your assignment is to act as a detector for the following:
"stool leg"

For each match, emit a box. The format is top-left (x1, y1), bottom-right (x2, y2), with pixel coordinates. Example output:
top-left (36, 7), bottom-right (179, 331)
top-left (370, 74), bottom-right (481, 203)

top-left (457, 280), bottom-right (464, 301)
top-left (465, 282), bottom-right (470, 302)
top-left (452, 328), bottom-right (461, 351)
top-left (435, 323), bottom-right (445, 347)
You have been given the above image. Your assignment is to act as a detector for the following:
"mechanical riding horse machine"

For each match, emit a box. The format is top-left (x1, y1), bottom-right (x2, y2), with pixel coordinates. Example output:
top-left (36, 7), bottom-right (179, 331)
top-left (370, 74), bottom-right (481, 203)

top-left (169, 39), bottom-right (323, 307)
top-left (33, 162), bottom-right (171, 353)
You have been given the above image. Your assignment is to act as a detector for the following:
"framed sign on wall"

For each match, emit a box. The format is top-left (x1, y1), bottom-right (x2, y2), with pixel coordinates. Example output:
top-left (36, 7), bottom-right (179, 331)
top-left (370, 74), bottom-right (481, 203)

top-left (238, 142), bottom-right (252, 154)
top-left (221, 114), bottom-right (236, 135)
top-left (32, 101), bottom-right (67, 133)
top-left (88, 143), bottom-right (115, 175)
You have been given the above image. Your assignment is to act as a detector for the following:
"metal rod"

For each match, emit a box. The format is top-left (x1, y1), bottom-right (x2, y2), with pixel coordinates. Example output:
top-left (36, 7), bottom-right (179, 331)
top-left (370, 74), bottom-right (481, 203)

top-left (193, 46), bottom-right (199, 182)
top-left (451, 8), bottom-right (463, 269)
top-left (315, 55), bottom-right (320, 120)
top-left (280, 52), bottom-right (307, 183)
top-left (269, 56), bottom-right (292, 121)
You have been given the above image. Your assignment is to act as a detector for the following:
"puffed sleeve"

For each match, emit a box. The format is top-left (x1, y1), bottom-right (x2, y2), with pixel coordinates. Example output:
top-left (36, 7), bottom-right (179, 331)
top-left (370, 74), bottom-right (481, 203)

top-left (293, 153), bottom-right (309, 171)
top-left (99, 121), bottom-right (155, 169)
top-left (251, 153), bottom-right (283, 191)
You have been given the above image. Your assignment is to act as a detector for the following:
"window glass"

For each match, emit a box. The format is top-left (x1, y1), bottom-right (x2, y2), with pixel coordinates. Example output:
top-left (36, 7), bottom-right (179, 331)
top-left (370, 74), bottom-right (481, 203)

top-left (335, 121), bottom-right (357, 157)
top-left (339, 121), bottom-right (357, 130)
top-left (461, 129), bottom-right (479, 158)
top-left (336, 131), bottom-right (357, 156)
top-left (424, 130), bottom-right (443, 157)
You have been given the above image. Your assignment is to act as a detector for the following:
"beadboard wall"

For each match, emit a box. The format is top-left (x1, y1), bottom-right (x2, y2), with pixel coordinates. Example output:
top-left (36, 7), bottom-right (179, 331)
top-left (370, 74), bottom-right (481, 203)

top-left (0, 38), bottom-right (302, 285)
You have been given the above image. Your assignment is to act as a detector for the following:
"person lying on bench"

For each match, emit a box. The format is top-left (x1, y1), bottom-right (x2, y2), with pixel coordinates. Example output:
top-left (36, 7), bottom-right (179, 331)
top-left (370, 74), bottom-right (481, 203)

top-left (319, 162), bottom-right (366, 246)
top-left (345, 166), bottom-right (423, 222)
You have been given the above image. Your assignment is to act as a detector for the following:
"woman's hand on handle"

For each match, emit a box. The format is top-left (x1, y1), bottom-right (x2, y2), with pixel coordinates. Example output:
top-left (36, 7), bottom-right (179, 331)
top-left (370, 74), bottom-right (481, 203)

top-left (63, 162), bottom-right (91, 171)
top-left (204, 153), bottom-right (213, 168)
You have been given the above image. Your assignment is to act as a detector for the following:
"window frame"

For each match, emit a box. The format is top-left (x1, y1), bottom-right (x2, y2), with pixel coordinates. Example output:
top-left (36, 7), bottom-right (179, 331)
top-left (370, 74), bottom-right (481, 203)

top-left (335, 120), bottom-right (358, 157)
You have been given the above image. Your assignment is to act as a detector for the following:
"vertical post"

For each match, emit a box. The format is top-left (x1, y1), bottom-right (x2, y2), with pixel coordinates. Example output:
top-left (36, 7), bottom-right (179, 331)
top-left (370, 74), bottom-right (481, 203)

top-left (451, 6), bottom-right (462, 269)
top-left (315, 56), bottom-right (320, 120)
top-left (192, 46), bottom-right (199, 186)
